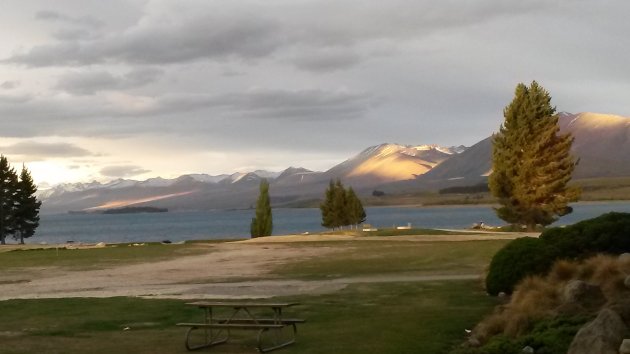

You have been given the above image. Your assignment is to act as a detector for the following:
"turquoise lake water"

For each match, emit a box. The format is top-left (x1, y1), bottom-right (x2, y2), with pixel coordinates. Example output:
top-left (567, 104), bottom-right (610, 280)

top-left (24, 201), bottom-right (630, 245)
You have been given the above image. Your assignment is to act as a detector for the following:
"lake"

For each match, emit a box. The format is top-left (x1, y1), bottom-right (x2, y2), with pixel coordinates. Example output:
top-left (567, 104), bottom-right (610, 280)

top-left (21, 201), bottom-right (630, 245)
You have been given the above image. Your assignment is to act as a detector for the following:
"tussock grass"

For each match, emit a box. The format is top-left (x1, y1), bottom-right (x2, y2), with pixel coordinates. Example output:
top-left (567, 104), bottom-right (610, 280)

top-left (470, 254), bottom-right (630, 350)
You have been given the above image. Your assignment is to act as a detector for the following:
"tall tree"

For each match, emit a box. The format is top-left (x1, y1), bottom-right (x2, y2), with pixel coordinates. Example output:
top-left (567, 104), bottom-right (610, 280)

top-left (0, 155), bottom-right (18, 245)
top-left (489, 81), bottom-right (579, 230)
top-left (320, 180), bottom-right (336, 229)
top-left (320, 180), bottom-right (367, 230)
top-left (13, 166), bottom-right (42, 244)
top-left (346, 187), bottom-right (366, 228)
top-left (250, 179), bottom-right (273, 238)
top-left (332, 179), bottom-right (348, 229)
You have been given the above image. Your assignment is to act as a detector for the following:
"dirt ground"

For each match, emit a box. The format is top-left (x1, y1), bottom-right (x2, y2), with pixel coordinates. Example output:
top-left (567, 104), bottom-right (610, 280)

top-left (0, 232), bottom-right (535, 300)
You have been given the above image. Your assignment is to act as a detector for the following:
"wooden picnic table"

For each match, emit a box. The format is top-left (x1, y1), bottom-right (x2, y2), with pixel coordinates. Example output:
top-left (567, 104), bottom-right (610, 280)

top-left (177, 301), bottom-right (305, 352)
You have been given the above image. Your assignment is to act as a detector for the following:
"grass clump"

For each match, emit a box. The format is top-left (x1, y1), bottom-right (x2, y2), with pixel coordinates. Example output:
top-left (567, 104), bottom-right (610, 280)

top-left (457, 254), bottom-right (630, 354)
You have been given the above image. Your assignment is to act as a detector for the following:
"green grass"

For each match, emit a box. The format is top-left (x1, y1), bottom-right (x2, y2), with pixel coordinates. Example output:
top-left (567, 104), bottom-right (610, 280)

top-left (0, 281), bottom-right (497, 354)
top-left (272, 240), bottom-right (509, 279)
top-left (0, 242), bottom-right (216, 270)
top-left (0, 237), bottom-right (514, 353)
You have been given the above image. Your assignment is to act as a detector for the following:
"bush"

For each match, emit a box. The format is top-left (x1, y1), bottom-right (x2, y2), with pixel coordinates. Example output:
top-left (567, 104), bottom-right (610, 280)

top-left (541, 212), bottom-right (630, 257)
top-left (485, 237), bottom-right (554, 295)
top-left (486, 212), bottom-right (630, 295)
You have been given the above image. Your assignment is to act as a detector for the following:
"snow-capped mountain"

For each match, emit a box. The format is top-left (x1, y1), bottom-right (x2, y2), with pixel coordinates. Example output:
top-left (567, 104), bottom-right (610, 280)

top-left (37, 144), bottom-right (465, 213)
top-left (386, 112), bottom-right (630, 193)
top-left (326, 143), bottom-right (461, 185)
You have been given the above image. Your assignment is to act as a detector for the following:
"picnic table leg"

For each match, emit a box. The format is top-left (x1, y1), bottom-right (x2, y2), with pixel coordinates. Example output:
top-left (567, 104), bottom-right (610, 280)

top-left (183, 307), bottom-right (230, 351)
top-left (183, 325), bottom-right (228, 350)
top-left (256, 324), bottom-right (298, 353)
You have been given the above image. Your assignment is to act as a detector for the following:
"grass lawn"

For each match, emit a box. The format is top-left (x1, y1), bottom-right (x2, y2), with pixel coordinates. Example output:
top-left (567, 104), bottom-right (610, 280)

top-left (0, 242), bottom-right (218, 271)
top-left (0, 281), bottom-right (497, 354)
top-left (0, 237), bottom-right (510, 353)
top-left (272, 240), bottom-right (509, 279)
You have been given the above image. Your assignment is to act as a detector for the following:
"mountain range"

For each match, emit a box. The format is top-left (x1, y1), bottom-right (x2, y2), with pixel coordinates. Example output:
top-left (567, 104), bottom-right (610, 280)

top-left (39, 112), bottom-right (630, 214)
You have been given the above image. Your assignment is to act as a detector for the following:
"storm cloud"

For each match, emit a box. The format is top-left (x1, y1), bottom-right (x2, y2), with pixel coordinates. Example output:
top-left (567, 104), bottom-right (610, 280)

top-left (100, 165), bottom-right (150, 178)
top-left (1, 0), bottom-right (629, 185)
top-left (1, 141), bottom-right (93, 160)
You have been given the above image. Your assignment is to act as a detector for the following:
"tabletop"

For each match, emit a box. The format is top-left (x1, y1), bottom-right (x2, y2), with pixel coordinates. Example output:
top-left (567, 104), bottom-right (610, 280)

top-left (187, 301), bottom-right (299, 308)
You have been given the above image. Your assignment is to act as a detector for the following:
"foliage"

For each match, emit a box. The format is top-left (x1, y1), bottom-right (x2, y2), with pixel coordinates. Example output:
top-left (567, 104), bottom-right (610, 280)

top-left (541, 211), bottom-right (630, 258)
top-left (250, 179), bottom-right (273, 238)
top-left (345, 187), bottom-right (366, 226)
top-left (453, 316), bottom-right (588, 354)
top-left (486, 212), bottom-right (630, 295)
top-left (320, 179), bottom-right (366, 230)
top-left (485, 237), bottom-right (554, 295)
top-left (489, 81), bottom-right (580, 230)
top-left (13, 166), bottom-right (42, 244)
top-left (0, 155), bottom-right (18, 244)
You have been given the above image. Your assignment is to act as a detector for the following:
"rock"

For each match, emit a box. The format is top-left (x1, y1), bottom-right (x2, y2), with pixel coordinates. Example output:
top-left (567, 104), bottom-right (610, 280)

top-left (625, 275), bottom-right (630, 289)
top-left (522, 345), bottom-right (534, 353)
top-left (608, 299), bottom-right (630, 325)
top-left (568, 308), bottom-right (629, 354)
top-left (621, 339), bottom-right (630, 354)
top-left (467, 337), bottom-right (481, 347)
top-left (562, 280), bottom-right (605, 308)
top-left (620, 253), bottom-right (630, 263)
top-left (498, 292), bottom-right (507, 298)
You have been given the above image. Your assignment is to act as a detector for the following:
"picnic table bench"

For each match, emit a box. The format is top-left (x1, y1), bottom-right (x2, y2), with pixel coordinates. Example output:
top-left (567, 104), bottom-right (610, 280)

top-left (177, 301), bottom-right (305, 352)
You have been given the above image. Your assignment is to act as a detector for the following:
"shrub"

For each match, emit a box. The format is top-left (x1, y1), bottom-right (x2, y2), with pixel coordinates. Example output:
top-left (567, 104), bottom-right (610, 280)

top-left (485, 237), bottom-right (555, 295)
top-left (541, 212), bottom-right (630, 257)
top-left (486, 212), bottom-right (630, 296)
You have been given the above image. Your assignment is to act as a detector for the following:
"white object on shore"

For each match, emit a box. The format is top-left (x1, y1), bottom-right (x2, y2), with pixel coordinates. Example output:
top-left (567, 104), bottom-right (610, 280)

top-left (396, 223), bottom-right (412, 230)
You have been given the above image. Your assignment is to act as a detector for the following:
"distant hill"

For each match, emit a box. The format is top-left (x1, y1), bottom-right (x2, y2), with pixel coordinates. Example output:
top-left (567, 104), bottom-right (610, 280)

top-left (37, 112), bottom-right (630, 213)
top-left (38, 143), bottom-right (466, 213)
top-left (383, 112), bottom-right (630, 192)
top-left (324, 143), bottom-right (463, 187)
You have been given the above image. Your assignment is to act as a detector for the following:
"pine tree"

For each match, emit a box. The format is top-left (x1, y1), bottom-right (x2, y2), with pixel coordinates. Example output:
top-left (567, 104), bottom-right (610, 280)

top-left (320, 180), bottom-right (367, 230)
top-left (320, 180), bottom-right (336, 229)
top-left (0, 155), bottom-right (18, 245)
top-left (332, 179), bottom-right (348, 229)
top-left (13, 166), bottom-right (41, 244)
top-left (346, 187), bottom-right (366, 228)
top-left (250, 179), bottom-right (273, 238)
top-left (489, 81), bottom-right (579, 230)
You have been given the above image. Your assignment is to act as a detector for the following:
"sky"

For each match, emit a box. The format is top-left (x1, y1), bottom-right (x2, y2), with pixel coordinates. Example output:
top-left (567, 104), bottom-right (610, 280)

top-left (1, 0), bottom-right (629, 187)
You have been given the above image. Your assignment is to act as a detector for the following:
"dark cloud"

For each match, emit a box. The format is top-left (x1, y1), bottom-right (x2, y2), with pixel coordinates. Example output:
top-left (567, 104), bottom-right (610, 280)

top-left (55, 68), bottom-right (163, 95)
top-left (5, 1), bottom-right (552, 68)
top-left (100, 165), bottom-right (150, 178)
top-left (0, 81), bottom-right (19, 90)
top-left (156, 89), bottom-right (375, 121)
top-left (0, 88), bottom-right (375, 137)
top-left (7, 14), bottom-right (283, 67)
top-left (1, 141), bottom-right (93, 160)
top-left (35, 10), bottom-right (104, 28)
top-left (292, 50), bottom-right (362, 72)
